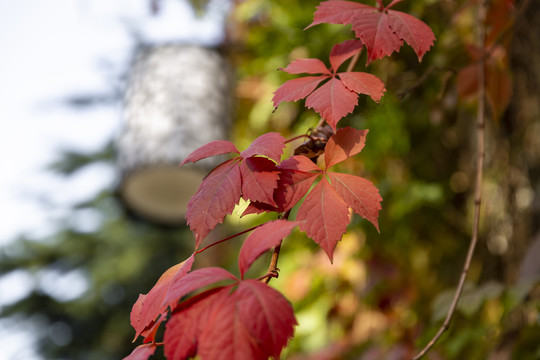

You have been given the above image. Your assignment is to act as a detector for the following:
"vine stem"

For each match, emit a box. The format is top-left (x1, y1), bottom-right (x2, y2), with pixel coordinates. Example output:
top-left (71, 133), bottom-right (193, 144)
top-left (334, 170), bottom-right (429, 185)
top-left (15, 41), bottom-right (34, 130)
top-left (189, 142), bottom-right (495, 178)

top-left (264, 210), bottom-right (291, 284)
top-left (412, 2), bottom-right (486, 359)
top-left (194, 225), bottom-right (261, 255)
top-left (285, 134), bottom-right (310, 144)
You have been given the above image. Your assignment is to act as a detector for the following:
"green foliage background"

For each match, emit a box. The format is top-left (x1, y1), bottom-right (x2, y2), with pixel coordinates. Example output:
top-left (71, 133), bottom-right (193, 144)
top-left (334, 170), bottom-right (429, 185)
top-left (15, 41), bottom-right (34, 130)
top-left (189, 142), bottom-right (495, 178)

top-left (1, 1), bottom-right (539, 359)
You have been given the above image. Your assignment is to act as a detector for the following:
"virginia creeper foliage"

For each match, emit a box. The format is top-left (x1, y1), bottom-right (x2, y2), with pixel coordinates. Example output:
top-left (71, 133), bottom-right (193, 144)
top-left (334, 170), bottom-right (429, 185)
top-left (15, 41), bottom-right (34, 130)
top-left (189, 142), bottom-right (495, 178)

top-left (273, 39), bottom-right (385, 130)
top-left (125, 1), bottom-right (435, 359)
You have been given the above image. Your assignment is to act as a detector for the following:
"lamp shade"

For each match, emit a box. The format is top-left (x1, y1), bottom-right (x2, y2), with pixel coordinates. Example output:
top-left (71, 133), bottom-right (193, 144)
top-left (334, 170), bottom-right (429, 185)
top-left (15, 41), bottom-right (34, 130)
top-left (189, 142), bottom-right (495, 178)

top-left (116, 44), bottom-right (233, 225)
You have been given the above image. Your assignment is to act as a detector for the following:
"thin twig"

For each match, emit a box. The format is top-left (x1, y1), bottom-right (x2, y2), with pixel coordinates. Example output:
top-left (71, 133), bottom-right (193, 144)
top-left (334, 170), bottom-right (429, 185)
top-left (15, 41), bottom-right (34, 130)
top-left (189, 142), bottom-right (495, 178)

top-left (285, 134), bottom-right (310, 144)
top-left (264, 246), bottom-right (282, 284)
top-left (195, 225), bottom-right (261, 255)
top-left (264, 211), bottom-right (291, 284)
top-left (412, 1), bottom-right (486, 359)
top-left (399, 0), bottom-right (531, 102)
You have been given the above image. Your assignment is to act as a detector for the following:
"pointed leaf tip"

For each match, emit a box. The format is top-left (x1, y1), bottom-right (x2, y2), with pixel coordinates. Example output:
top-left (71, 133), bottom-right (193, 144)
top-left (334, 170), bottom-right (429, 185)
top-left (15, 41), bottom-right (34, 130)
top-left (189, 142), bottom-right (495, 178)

top-left (123, 344), bottom-right (157, 360)
top-left (325, 127), bottom-right (369, 169)
top-left (180, 140), bottom-right (239, 166)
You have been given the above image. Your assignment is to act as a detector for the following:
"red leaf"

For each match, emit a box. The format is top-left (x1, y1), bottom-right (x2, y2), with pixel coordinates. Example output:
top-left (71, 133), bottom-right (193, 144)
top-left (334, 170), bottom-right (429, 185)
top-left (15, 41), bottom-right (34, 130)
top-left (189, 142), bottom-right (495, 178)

top-left (386, 9), bottom-right (435, 62)
top-left (272, 76), bottom-right (329, 108)
top-left (275, 169), bottom-right (319, 212)
top-left (305, 77), bottom-right (358, 131)
top-left (186, 159), bottom-right (242, 247)
top-left (123, 344), bottom-right (157, 360)
top-left (161, 267), bottom-right (238, 314)
top-left (238, 220), bottom-right (300, 278)
top-left (241, 132), bottom-right (286, 163)
top-left (276, 156), bottom-right (321, 212)
top-left (274, 36), bottom-right (384, 127)
top-left (324, 127), bottom-right (368, 169)
top-left (327, 172), bottom-right (382, 231)
top-left (349, 9), bottom-right (403, 64)
top-left (329, 39), bottom-right (364, 72)
top-left (280, 58), bottom-right (331, 75)
top-left (309, 1), bottom-right (435, 64)
top-left (338, 72), bottom-right (385, 102)
top-left (198, 280), bottom-right (296, 360)
top-left (240, 157), bottom-right (280, 206)
top-left (297, 177), bottom-right (350, 262)
top-left (241, 201), bottom-right (278, 216)
top-left (164, 287), bottom-right (230, 360)
top-left (180, 140), bottom-right (239, 166)
top-left (130, 255), bottom-right (195, 341)
top-left (279, 154), bottom-right (321, 173)
top-left (307, 0), bottom-right (372, 29)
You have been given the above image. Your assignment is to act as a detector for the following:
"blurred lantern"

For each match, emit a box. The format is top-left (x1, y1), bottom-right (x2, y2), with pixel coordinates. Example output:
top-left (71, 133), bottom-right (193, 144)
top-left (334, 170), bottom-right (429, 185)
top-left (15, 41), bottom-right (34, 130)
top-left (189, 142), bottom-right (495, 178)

top-left (116, 44), bottom-right (233, 225)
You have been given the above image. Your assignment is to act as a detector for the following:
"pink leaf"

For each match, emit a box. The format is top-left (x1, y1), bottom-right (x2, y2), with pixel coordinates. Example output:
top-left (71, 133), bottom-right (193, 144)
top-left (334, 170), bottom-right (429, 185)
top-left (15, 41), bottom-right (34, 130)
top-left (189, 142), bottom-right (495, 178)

top-left (325, 127), bottom-right (368, 169)
top-left (161, 267), bottom-right (238, 313)
top-left (387, 9), bottom-right (436, 62)
top-left (308, 1), bottom-right (435, 64)
top-left (329, 39), bottom-right (364, 72)
top-left (272, 76), bottom-right (329, 108)
top-left (241, 132), bottom-right (286, 163)
top-left (307, 0), bottom-right (373, 29)
top-left (276, 156), bottom-right (321, 212)
top-left (338, 72), bottom-right (385, 102)
top-left (180, 140), bottom-right (239, 166)
top-left (164, 287), bottom-right (231, 360)
top-left (130, 255), bottom-right (195, 341)
top-left (186, 159), bottom-right (242, 247)
top-left (280, 58), bottom-right (331, 75)
top-left (240, 157), bottom-right (280, 207)
top-left (350, 10), bottom-right (403, 64)
top-left (279, 155), bottom-right (322, 172)
top-left (305, 77), bottom-right (358, 131)
top-left (123, 344), bottom-right (157, 360)
top-left (198, 280), bottom-right (296, 360)
top-left (297, 177), bottom-right (350, 262)
top-left (241, 201), bottom-right (278, 216)
top-left (328, 172), bottom-right (382, 231)
top-left (238, 220), bottom-right (300, 278)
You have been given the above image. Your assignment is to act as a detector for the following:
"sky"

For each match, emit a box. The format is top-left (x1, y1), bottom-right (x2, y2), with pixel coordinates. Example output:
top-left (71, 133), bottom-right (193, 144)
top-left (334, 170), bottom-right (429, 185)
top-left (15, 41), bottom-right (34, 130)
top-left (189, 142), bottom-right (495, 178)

top-left (0, 0), bottom-right (229, 358)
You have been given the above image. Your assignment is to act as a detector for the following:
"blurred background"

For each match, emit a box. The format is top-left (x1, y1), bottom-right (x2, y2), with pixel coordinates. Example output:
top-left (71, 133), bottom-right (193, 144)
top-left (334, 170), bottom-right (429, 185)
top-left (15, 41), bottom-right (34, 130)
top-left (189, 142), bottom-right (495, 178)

top-left (1, 0), bottom-right (539, 359)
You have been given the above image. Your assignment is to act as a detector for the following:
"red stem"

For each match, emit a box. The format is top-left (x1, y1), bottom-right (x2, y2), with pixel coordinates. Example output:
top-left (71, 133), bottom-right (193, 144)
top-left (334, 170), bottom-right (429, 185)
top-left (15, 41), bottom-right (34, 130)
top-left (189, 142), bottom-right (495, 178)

top-left (412, 1), bottom-right (486, 359)
top-left (285, 134), bottom-right (310, 144)
top-left (264, 210), bottom-right (291, 284)
top-left (195, 225), bottom-right (261, 255)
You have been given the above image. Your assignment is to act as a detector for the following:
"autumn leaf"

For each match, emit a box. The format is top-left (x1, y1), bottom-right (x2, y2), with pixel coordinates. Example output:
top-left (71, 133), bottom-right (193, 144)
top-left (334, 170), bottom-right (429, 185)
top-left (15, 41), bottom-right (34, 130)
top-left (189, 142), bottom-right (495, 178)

top-left (130, 256), bottom-right (239, 345)
top-left (160, 267), bottom-right (238, 312)
top-left (182, 133), bottom-right (286, 246)
top-left (165, 279), bottom-right (296, 360)
top-left (240, 132), bottom-right (287, 163)
top-left (130, 254), bottom-right (195, 341)
top-left (273, 39), bottom-right (385, 130)
top-left (283, 128), bottom-right (382, 261)
top-left (274, 156), bottom-right (320, 212)
top-left (239, 157), bottom-right (280, 207)
top-left (180, 140), bottom-right (239, 166)
top-left (238, 219), bottom-right (301, 278)
top-left (186, 159), bottom-right (242, 248)
top-left (122, 343), bottom-right (157, 360)
top-left (327, 172), bottom-right (382, 231)
top-left (164, 287), bottom-right (230, 360)
top-left (308, 0), bottom-right (436, 64)
top-left (324, 127), bottom-right (368, 168)
top-left (297, 177), bottom-right (350, 261)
